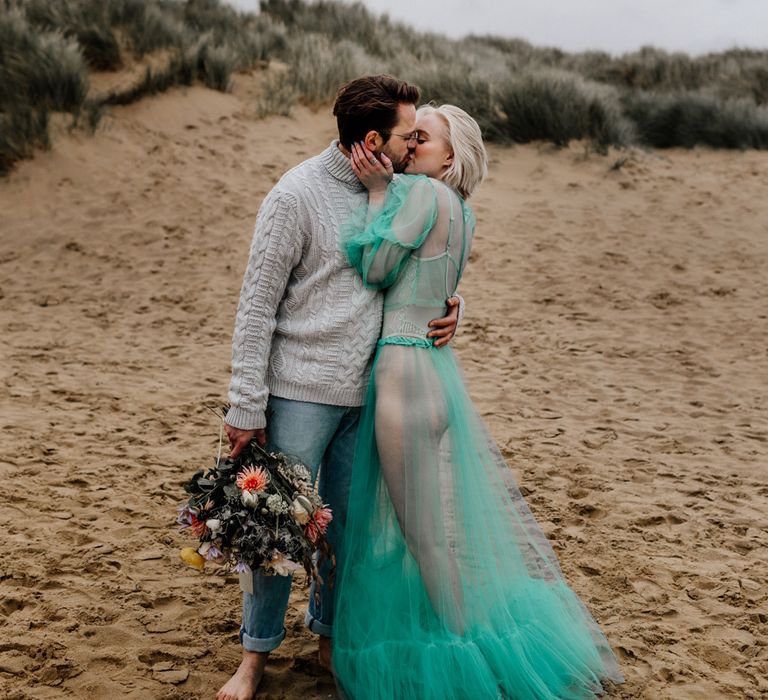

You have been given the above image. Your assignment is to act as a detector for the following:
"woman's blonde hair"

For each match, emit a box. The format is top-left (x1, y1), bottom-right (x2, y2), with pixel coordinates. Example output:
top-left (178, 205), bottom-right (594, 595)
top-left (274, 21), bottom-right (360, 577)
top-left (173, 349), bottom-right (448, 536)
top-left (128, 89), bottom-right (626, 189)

top-left (417, 104), bottom-right (488, 199)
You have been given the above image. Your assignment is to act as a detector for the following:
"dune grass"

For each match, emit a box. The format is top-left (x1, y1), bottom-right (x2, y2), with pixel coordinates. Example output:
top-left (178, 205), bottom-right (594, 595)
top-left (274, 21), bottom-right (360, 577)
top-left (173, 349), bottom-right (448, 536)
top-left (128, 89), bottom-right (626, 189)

top-left (0, 7), bottom-right (90, 173)
top-left (496, 70), bottom-right (635, 150)
top-left (1, 0), bottom-right (767, 174)
top-left (624, 91), bottom-right (768, 149)
top-left (0, 0), bottom-right (287, 172)
top-left (233, 2), bottom-right (768, 153)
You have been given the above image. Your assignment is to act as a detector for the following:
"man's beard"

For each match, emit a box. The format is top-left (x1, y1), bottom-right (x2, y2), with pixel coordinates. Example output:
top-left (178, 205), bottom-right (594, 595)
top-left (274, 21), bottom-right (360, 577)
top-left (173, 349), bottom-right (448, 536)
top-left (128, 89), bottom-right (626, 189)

top-left (381, 147), bottom-right (411, 174)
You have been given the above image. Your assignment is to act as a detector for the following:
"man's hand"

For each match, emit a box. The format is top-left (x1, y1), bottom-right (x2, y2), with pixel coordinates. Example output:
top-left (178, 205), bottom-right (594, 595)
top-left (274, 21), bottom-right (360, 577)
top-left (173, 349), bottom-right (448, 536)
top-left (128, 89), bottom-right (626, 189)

top-left (427, 297), bottom-right (460, 348)
top-left (225, 424), bottom-right (267, 459)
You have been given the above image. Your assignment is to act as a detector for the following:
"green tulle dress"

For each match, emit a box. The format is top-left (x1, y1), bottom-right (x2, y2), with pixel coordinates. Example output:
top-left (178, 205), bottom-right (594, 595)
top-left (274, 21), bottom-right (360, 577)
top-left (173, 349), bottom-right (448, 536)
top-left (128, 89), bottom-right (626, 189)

top-left (333, 174), bottom-right (623, 700)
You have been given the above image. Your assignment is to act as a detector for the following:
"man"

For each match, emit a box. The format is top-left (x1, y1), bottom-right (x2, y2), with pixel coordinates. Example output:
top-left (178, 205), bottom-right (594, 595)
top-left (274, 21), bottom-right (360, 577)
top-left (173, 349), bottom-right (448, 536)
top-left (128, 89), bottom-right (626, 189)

top-left (217, 75), bottom-right (462, 700)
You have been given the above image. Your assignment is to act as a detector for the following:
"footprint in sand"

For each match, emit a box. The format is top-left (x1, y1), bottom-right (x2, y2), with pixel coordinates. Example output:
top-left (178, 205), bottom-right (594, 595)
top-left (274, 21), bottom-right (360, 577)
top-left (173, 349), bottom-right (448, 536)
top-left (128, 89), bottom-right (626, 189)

top-left (573, 503), bottom-right (607, 520)
top-left (665, 514), bottom-right (688, 525)
top-left (581, 427), bottom-right (618, 449)
top-left (631, 578), bottom-right (669, 604)
top-left (0, 597), bottom-right (30, 616)
top-left (566, 487), bottom-right (590, 499)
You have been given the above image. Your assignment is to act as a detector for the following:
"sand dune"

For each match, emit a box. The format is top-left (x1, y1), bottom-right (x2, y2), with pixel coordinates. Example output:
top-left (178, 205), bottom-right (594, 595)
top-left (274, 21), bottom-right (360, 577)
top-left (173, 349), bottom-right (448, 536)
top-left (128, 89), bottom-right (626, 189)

top-left (1, 71), bottom-right (766, 699)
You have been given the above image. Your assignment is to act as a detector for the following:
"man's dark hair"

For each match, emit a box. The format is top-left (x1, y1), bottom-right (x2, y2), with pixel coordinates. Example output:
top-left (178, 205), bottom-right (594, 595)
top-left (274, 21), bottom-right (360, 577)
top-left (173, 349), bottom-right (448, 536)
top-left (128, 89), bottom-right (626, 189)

top-left (333, 75), bottom-right (420, 149)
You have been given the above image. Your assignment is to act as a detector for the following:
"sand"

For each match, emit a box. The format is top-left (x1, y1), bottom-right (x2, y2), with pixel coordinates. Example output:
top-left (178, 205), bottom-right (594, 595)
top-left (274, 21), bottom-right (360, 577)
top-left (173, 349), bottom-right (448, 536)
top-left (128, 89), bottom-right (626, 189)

top-left (1, 69), bottom-right (766, 699)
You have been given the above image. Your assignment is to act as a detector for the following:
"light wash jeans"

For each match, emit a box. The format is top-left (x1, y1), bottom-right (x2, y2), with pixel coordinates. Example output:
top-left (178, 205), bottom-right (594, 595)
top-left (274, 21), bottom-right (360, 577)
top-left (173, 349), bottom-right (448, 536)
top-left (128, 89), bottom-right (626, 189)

top-left (239, 395), bottom-right (360, 652)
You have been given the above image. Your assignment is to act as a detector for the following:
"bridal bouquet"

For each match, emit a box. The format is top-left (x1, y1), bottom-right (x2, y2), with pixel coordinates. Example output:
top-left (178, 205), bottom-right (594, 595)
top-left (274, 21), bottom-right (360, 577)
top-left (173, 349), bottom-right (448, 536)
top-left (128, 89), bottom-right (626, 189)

top-left (177, 415), bottom-right (333, 587)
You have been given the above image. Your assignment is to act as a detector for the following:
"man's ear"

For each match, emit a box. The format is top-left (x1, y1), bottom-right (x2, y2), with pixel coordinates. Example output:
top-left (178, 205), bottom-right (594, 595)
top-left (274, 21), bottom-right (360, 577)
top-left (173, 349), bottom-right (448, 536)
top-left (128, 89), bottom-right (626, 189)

top-left (363, 130), bottom-right (382, 152)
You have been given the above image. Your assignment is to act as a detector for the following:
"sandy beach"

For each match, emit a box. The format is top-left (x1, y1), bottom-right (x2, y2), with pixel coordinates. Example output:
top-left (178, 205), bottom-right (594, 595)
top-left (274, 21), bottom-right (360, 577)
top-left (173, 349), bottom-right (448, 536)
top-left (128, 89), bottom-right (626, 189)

top-left (1, 70), bottom-right (766, 699)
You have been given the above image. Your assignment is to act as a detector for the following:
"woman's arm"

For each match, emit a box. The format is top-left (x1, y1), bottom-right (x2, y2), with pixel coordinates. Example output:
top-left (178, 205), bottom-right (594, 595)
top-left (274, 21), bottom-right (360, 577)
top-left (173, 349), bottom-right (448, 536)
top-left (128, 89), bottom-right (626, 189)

top-left (345, 146), bottom-right (438, 288)
top-left (350, 141), bottom-right (389, 230)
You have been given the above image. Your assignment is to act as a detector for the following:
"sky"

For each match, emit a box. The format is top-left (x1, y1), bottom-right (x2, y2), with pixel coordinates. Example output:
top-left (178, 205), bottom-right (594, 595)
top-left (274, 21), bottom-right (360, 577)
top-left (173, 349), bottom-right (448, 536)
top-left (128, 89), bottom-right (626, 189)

top-left (228, 0), bottom-right (768, 55)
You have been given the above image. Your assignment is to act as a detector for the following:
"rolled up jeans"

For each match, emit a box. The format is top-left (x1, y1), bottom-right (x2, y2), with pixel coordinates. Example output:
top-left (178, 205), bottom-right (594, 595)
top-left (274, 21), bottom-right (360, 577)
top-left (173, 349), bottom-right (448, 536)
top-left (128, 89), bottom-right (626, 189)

top-left (239, 395), bottom-right (359, 652)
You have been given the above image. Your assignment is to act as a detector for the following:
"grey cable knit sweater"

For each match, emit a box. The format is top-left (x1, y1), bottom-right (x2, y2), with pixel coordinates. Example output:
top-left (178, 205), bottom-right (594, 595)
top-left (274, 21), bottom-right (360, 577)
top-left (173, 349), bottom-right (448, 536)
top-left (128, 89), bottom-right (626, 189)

top-left (226, 141), bottom-right (382, 430)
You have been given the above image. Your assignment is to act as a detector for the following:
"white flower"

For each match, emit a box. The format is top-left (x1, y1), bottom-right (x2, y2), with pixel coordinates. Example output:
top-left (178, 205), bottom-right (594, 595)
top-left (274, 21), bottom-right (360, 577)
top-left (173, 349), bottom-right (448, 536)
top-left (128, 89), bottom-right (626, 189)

top-left (241, 490), bottom-right (259, 508)
top-left (291, 497), bottom-right (312, 524)
top-left (206, 518), bottom-right (222, 534)
top-left (266, 494), bottom-right (289, 515)
top-left (198, 541), bottom-right (222, 560)
top-left (266, 551), bottom-right (302, 576)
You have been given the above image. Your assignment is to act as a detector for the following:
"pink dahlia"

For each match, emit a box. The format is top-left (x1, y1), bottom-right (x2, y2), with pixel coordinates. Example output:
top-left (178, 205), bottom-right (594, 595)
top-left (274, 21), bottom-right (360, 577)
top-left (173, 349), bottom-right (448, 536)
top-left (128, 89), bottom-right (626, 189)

top-left (236, 465), bottom-right (270, 492)
top-left (305, 507), bottom-right (333, 543)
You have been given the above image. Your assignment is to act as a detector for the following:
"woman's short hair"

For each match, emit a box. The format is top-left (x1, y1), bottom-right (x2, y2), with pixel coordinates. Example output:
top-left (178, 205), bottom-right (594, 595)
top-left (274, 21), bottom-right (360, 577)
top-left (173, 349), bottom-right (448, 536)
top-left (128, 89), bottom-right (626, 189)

top-left (333, 75), bottom-right (420, 149)
top-left (418, 104), bottom-right (488, 199)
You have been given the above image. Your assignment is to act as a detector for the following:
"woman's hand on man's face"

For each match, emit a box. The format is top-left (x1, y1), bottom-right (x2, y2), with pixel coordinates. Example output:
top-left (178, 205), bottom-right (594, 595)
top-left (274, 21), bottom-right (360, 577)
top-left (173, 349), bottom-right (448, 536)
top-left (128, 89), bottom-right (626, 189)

top-left (350, 142), bottom-right (393, 193)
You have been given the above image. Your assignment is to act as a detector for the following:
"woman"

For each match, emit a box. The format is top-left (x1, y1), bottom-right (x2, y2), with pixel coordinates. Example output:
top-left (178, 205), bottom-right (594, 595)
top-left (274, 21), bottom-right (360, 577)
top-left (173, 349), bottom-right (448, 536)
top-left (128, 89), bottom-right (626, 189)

top-left (332, 104), bottom-right (623, 699)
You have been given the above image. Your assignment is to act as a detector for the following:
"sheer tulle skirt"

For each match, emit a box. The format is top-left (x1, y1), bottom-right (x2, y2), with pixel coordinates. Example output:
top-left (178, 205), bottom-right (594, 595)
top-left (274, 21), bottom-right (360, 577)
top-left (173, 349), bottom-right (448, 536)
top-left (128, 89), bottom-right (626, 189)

top-left (332, 342), bottom-right (623, 700)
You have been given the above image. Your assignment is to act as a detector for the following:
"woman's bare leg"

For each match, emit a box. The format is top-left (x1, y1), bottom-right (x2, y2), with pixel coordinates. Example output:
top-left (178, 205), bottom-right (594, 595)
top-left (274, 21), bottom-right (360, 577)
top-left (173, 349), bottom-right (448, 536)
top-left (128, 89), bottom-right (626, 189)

top-left (374, 348), bottom-right (464, 634)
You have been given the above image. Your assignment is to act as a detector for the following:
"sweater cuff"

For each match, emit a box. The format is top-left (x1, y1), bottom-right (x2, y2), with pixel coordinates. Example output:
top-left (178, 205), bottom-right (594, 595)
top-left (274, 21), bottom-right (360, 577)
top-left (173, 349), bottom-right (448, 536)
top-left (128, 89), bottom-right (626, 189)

top-left (224, 405), bottom-right (267, 431)
top-left (454, 293), bottom-right (465, 325)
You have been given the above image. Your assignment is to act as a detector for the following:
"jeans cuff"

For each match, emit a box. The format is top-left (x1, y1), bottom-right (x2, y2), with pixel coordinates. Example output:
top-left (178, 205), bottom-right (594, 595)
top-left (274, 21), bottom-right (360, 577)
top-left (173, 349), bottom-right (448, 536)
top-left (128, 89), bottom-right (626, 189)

top-left (304, 610), bottom-right (332, 637)
top-left (239, 625), bottom-right (286, 653)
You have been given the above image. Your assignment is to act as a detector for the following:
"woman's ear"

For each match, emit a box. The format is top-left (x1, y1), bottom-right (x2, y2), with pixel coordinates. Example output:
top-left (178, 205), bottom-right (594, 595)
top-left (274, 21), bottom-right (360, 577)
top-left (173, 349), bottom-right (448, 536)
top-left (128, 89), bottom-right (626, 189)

top-left (444, 151), bottom-right (454, 167)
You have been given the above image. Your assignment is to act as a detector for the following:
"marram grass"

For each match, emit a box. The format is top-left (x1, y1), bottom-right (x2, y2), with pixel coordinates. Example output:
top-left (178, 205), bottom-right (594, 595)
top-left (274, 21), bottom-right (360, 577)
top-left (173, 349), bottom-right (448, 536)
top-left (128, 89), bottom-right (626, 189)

top-left (2, 0), bottom-right (768, 174)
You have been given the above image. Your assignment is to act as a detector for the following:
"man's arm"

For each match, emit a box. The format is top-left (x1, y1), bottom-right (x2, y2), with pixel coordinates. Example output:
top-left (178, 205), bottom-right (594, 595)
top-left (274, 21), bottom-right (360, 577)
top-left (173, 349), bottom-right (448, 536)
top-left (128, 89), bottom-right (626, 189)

top-left (226, 189), bottom-right (302, 456)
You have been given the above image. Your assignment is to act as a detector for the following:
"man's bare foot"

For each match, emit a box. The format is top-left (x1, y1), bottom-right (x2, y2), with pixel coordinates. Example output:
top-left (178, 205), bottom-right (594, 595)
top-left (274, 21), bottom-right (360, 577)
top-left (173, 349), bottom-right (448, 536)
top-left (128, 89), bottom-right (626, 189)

top-left (216, 650), bottom-right (269, 700)
top-left (318, 635), bottom-right (332, 673)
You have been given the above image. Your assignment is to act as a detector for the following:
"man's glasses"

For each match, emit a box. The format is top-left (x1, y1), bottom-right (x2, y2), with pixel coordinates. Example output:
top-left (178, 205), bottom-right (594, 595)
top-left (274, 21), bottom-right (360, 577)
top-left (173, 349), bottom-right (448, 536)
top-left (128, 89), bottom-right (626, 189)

top-left (382, 131), bottom-right (419, 144)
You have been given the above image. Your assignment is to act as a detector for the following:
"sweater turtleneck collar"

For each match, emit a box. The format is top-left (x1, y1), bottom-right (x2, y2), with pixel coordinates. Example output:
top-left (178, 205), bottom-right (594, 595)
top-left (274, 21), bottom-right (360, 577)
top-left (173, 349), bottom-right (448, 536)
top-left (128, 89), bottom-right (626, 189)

top-left (321, 140), bottom-right (364, 189)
